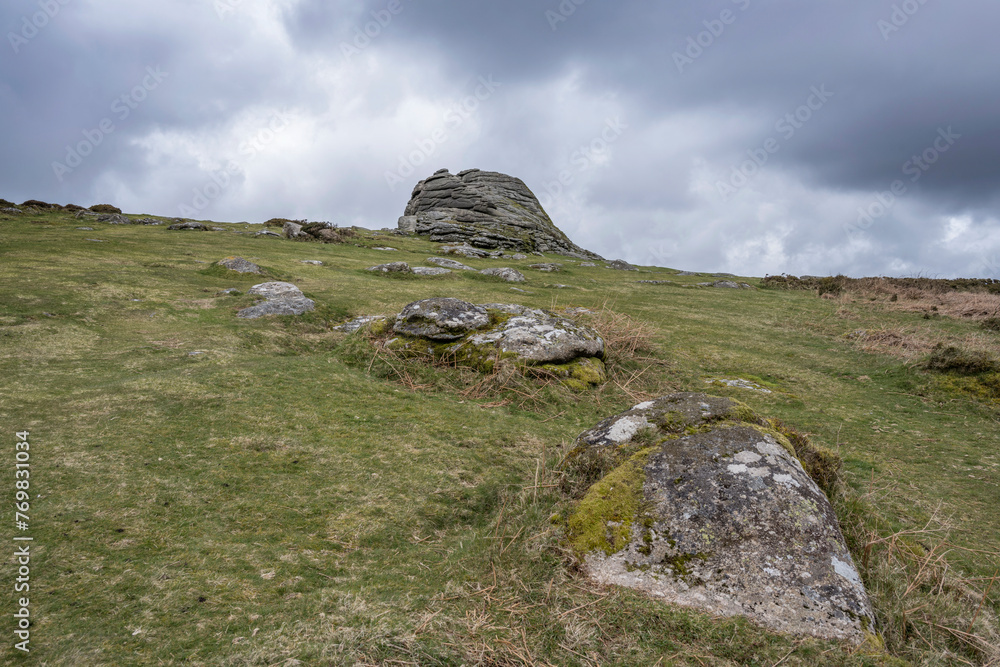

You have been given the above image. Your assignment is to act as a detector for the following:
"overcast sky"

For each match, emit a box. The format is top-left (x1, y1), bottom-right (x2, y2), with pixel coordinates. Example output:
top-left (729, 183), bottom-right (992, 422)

top-left (3, 0), bottom-right (999, 277)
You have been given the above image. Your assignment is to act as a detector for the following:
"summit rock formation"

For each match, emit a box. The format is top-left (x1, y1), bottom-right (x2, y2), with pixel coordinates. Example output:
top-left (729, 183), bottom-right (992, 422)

top-left (397, 168), bottom-right (602, 259)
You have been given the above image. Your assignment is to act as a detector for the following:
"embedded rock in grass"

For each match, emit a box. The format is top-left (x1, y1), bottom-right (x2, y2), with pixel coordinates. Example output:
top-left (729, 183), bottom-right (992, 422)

top-left (480, 267), bottom-right (526, 283)
top-left (169, 221), bottom-right (209, 231)
top-left (99, 214), bottom-right (132, 224)
top-left (335, 315), bottom-right (390, 333)
top-left (606, 259), bottom-right (638, 271)
top-left (248, 282), bottom-right (302, 300)
top-left (428, 257), bottom-right (476, 271)
top-left (393, 298), bottom-right (490, 341)
top-left (528, 263), bottom-right (562, 272)
top-left (412, 267), bottom-right (452, 276)
top-left (439, 243), bottom-right (490, 258)
top-left (565, 393), bottom-right (875, 643)
top-left (367, 262), bottom-right (412, 274)
top-left (400, 168), bottom-right (603, 259)
top-left (237, 282), bottom-right (315, 319)
top-left (217, 257), bottom-right (263, 274)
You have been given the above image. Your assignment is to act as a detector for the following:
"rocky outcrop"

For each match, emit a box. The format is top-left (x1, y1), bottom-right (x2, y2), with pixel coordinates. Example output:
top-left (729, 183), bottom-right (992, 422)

top-left (563, 393), bottom-right (875, 643)
top-left (169, 221), bottom-right (209, 231)
top-left (606, 259), bottom-right (638, 271)
top-left (237, 282), bottom-right (315, 319)
top-left (398, 169), bottom-right (602, 260)
top-left (347, 298), bottom-right (607, 389)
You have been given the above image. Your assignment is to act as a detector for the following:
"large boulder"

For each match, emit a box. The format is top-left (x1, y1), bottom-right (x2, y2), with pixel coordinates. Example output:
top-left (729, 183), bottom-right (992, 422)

top-left (400, 168), bottom-right (602, 259)
top-left (564, 394), bottom-right (875, 643)
top-left (237, 282), bottom-right (315, 319)
top-left (393, 298), bottom-right (490, 341)
top-left (465, 304), bottom-right (603, 364)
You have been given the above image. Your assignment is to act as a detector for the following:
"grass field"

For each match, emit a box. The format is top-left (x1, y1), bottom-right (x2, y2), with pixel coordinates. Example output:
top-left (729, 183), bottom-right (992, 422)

top-left (1, 207), bottom-right (998, 665)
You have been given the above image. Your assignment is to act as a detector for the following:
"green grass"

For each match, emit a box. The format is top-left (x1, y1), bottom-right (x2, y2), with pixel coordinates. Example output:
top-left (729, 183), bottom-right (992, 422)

top-left (1, 208), bottom-right (998, 665)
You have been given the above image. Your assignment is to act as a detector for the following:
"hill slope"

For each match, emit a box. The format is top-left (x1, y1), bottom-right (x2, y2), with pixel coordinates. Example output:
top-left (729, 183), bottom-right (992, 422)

top-left (1, 207), bottom-right (998, 665)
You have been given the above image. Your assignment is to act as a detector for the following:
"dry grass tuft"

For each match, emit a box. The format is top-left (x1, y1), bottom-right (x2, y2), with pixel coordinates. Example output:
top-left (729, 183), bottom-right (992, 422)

top-left (839, 479), bottom-right (1000, 665)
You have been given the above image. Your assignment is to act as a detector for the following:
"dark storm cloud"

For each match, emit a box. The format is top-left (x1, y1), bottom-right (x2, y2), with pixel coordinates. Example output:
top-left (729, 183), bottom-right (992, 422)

top-left (2, 0), bottom-right (998, 276)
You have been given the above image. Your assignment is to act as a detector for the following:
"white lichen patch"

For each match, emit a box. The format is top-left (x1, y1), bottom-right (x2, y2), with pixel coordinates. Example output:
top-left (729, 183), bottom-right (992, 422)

top-left (831, 556), bottom-right (863, 587)
top-left (755, 439), bottom-right (787, 459)
top-left (606, 415), bottom-right (652, 443)
top-left (773, 474), bottom-right (801, 489)
top-left (733, 450), bottom-right (763, 464)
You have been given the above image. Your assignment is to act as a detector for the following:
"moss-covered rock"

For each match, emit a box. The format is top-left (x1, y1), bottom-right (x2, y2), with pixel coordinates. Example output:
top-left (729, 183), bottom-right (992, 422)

top-left (563, 393), bottom-right (873, 643)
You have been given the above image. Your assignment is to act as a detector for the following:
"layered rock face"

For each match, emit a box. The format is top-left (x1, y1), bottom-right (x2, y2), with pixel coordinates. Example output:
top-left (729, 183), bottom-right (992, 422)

top-left (398, 168), bottom-right (602, 260)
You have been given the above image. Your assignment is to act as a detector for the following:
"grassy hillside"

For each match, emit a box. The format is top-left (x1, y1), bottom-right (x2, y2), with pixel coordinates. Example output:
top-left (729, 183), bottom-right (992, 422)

top-left (1, 207), bottom-right (998, 666)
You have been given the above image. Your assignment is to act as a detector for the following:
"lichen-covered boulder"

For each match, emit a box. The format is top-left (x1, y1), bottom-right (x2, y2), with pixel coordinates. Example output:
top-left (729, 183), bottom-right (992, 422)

top-left (368, 261), bottom-right (412, 274)
top-left (393, 298), bottom-right (490, 341)
top-left (528, 263), bottom-right (562, 272)
top-left (565, 394), bottom-right (875, 643)
top-left (464, 304), bottom-right (603, 364)
top-left (217, 257), bottom-right (263, 274)
top-left (428, 257), bottom-right (476, 271)
top-left (168, 221), bottom-right (208, 231)
top-left (283, 220), bottom-right (307, 239)
top-left (412, 267), bottom-right (452, 276)
top-left (247, 282), bottom-right (302, 300)
top-left (237, 282), bottom-right (315, 319)
top-left (480, 267), bottom-right (526, 283)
